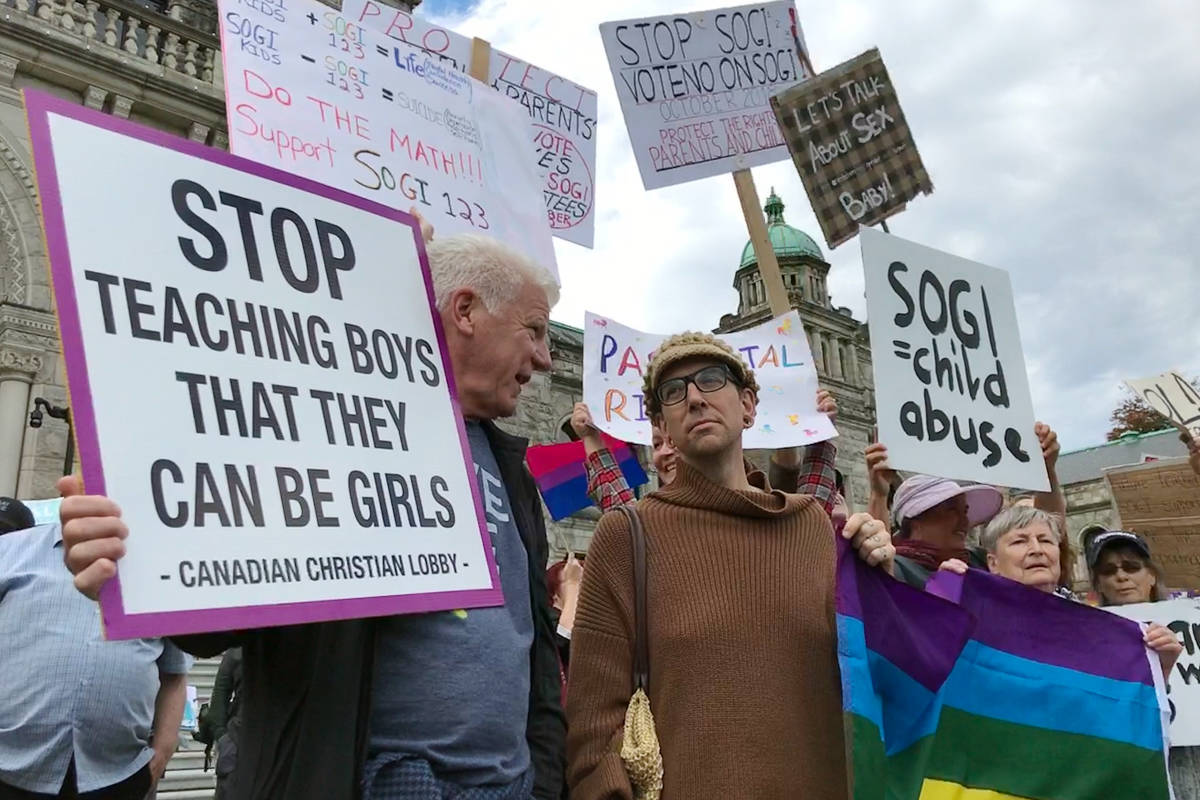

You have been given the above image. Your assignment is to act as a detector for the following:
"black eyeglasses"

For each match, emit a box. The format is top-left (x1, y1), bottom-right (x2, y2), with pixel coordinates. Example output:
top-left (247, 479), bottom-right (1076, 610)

top-left (1096, 560), bottom-right (1145, 577)
top-left (656, 365), bottom-right (738, 407)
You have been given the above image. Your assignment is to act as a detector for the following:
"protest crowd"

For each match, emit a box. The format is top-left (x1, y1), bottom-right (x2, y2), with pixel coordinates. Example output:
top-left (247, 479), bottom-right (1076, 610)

top-left (2, 1), bottom-right (1200, 800)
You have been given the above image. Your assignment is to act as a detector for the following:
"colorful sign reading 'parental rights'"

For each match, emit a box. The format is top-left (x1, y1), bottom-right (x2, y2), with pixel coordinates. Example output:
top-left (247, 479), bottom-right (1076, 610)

top-left (582, 310), bottom-right (835, 449)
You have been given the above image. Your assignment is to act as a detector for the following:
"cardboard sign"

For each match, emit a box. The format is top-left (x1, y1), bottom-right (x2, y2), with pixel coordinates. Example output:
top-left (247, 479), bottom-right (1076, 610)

top-left (218, 0), bottom-right (564, 278)
top-left (26, 91), bottom-right (502, 638)
top-left (582, 310), bottom-right (835, 449)
top-left (1108, 597), bottom-right (1200, 747)
top-left (599, 1), bottom-right (812, 190)
top-left (771, 48), bottom-right (932, 250)
top-left (1126, 371), bottom-right (1200, 441)
top-left (860, 228), bottom-right (1048, 491)
top-left (1106, 458), bottom-right (1200, 590)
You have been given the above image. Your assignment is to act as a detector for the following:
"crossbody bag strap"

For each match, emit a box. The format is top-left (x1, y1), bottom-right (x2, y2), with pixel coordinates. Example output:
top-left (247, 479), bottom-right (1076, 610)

top-left (617, 504), bottom-right (649, 693)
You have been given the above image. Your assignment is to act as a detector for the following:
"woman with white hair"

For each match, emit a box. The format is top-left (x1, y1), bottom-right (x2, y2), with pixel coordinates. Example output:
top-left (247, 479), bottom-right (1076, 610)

top-left (941, 505), bottom-right (1182, 678)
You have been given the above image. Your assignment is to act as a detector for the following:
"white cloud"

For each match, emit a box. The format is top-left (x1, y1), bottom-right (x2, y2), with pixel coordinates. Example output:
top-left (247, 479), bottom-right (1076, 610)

top-left (428, 0), bottom-right (1200, 450)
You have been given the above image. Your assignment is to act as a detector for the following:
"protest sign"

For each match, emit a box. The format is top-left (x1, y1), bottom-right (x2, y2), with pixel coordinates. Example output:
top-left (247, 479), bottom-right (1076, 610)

top-left (771, 47), bottom-right (932, 250)
top-left (1109, 597), bottom-right (1200, 747)
top-left (860, 227), bottom-right (1048, 491)
top-left (599, 1), bottom-right (812, 190)
top-left (1126, 371), bottom-right (1200, 442)
top-left (217, 0), bottom-right (575, 278)
top-left (26, 90), bottom-right (502, 638)
top-left (1106, 458), bottom-right (1200, 590)
top-left (582, 310), bottom-right (835, 449)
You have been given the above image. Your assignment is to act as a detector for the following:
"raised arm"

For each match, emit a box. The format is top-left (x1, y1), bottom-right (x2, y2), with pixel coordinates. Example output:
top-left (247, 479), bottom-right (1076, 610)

top-left (768, 390), bottom-right (839, 516)
top-left (1032, 422), bottom-right (1066, 516)
top-left (865, 442), bottom-right (898, 534)
top-left (574, 403), bottom-right (636, 511)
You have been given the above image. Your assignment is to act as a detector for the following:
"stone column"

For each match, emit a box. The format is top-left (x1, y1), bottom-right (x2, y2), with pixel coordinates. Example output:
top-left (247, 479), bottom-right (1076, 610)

top-left (0, 349), bottom-right (41, 495)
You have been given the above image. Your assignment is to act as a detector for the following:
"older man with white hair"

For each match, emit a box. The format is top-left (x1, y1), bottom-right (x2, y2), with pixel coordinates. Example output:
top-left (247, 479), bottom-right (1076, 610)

top-left (54, 234), bottom-right (566, 800)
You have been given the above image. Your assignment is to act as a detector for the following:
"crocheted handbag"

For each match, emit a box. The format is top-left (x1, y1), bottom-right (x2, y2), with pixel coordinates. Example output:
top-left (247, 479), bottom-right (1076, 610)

top-left (616, 505), bottom-right (663, 800)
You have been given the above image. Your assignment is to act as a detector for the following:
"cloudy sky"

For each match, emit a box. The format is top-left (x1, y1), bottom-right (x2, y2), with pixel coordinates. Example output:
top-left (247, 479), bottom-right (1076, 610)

top-left (421, 0), bottom-right (1200, 452)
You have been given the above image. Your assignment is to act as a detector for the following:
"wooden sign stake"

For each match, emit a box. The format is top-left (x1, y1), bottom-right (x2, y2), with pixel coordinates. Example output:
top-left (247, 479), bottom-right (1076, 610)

top-left (469, 37), bottom-right (491, 82)
top-left (733, 168), bottom-right (791, 318)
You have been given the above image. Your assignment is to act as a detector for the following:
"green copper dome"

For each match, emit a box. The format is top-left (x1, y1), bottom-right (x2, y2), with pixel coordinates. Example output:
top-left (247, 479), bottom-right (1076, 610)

top-left (739, 190), bottom-right (823, 267)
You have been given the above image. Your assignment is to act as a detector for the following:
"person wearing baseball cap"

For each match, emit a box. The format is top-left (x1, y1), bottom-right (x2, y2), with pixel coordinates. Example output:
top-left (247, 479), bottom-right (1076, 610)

top-left (567, 331), bottom-right (895, 800)
top-left (888, 474), bottom-right (1005, 589)
top-left (1086, 529), bottom-right (1166, 606)
top-left (0, 497), bottom-right (34, 536)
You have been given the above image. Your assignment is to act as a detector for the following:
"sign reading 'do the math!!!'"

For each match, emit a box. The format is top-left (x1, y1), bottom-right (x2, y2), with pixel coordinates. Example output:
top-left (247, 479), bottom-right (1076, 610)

top-left (1106, 458), bottom-right (1200, 590)
top-left (582, 310), bottom-right (836, 449)
top-left (218, 0), bottom-right (561, 275)
top-left (1109, 597), bottom-right (1200, 747)
top-left (860, 228), bottom-right (1048, 491)
top-left (771, 48), bottom-right (932, 250)
top-left (599, 1), bottom-right (812, 190)
top-left (26, 91), bottom-right (502, 639)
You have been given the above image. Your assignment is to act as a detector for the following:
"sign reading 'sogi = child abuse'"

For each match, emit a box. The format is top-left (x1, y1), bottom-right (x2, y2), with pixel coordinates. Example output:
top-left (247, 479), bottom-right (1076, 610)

top-left (860, 228), bottom-right (1048, 491)
top-left (582, 310), bottom-right (835, 449)
top-left (219, 0), bottom-right (559, 278)
top-left (25, 90), bottom-right (502, 639)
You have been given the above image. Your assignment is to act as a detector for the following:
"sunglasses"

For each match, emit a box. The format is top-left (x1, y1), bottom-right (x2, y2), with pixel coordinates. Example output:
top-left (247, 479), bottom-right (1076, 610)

top-left (1096, 560), bottom-right (1145, 577)
top-left (656, 364), bottom-right (739, 407)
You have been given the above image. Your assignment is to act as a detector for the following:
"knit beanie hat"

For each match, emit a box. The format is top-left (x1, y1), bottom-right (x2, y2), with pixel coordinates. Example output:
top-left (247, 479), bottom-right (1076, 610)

top-left (642, 331), bottom-right (760, 416)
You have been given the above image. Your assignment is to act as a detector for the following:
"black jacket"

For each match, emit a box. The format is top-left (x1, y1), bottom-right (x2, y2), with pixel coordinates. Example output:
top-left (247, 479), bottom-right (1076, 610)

top-left (176, 421), bottom-right (567, 800)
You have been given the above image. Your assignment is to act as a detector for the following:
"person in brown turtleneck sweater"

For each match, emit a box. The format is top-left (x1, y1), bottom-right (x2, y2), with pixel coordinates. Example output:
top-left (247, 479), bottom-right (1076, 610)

top-left (566, 331), bottom-right (896, 800)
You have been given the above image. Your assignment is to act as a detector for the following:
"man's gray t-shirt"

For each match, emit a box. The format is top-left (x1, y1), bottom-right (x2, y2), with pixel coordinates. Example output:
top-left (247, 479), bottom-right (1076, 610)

top-left (369, 421), bottom-right (534, 786)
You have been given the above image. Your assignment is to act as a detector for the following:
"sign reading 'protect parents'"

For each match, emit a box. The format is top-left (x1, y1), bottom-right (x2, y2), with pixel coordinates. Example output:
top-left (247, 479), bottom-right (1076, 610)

top-left (599, 1), bottom-right (812, 190)
top-left (771, 48), bottom-right (932, 250)
top-left (860, 228), bottom-right (1048, 491)
top-left (582, 310), bottom-right (835, 449)
top-left (26, 91), bottom-right (502, 639)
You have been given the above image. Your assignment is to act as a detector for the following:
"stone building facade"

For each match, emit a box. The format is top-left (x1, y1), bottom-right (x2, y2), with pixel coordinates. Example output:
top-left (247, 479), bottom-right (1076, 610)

top-left (0, 0), bottom-right (225, 500)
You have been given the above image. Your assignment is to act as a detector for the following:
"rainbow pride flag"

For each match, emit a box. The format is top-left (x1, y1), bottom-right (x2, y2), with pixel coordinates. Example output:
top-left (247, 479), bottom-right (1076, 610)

top-left (837, 538), bottom-right (1172, 800)
top-left (525, 435), bottom-right (647, 520)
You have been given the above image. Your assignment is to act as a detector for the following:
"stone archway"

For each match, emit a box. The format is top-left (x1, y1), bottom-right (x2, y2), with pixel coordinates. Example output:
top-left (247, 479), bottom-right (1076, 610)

top-left (0, 120), bottom-right (61, 495)
top-left (0, 130), bottom-right (37, 306)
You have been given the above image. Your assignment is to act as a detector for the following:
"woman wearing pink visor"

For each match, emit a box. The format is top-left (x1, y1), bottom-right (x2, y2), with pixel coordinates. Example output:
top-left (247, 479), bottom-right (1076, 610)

top-left (889, 474), bottom-right (1004, 589)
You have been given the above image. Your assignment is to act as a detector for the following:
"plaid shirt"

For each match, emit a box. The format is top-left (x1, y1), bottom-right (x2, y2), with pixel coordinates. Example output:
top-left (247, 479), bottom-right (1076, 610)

top-left (585, 441), bottom-right (839, 516)
top-left (584, 449), bottom-right (637, 512)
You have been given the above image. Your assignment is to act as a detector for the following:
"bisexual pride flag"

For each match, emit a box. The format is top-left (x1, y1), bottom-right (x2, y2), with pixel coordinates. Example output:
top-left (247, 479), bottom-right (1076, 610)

top-left (837, 538), bottom-right (1172, 799)
top-left (525, 435), bottom-right (648, 520)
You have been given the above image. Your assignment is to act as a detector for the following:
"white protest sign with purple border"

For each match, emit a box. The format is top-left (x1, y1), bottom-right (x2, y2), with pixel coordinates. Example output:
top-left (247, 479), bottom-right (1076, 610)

top-left (26, 91), bottom-right (501, 639)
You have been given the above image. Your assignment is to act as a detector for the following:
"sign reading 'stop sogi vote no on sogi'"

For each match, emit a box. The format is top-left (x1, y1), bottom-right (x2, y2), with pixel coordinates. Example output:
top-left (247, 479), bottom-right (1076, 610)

top-left (599, 1), bottom-right (812, 190)
top-left (25, 91), bottom-right (503, 639)
top-left (860, 228), bottom-right (1048, 491)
